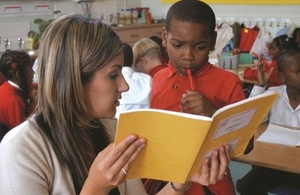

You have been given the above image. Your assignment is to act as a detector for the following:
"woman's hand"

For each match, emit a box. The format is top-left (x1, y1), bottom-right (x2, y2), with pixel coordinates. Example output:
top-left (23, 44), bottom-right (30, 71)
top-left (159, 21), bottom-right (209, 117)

top-left (81, 135), bottom-right (146, 195)
top-left (180, 90), bottom-right (217, 117)
top-left (190, 145), bottom-right (231, 186)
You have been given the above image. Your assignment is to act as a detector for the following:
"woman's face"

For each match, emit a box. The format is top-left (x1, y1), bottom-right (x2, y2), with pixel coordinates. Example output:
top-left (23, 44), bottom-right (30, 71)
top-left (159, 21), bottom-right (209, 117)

top-left (83, 53), bottom-right (129, 119)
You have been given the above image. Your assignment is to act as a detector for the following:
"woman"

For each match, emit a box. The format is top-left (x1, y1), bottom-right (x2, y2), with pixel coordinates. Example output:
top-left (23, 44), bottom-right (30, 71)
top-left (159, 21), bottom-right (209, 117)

top-left (0, 14), bottom-right (230, 194)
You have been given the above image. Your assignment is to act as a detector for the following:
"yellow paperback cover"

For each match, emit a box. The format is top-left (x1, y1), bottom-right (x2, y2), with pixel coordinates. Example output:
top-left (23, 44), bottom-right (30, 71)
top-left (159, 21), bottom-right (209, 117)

top-left (115, 91), bottom-right (279, 183)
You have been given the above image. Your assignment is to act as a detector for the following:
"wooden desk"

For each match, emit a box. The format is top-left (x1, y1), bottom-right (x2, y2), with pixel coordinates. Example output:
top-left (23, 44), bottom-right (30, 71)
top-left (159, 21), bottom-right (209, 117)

top-left (232, 123), bottom-right (300, 174)
top-left (225, 64), bottom-right (256, 84)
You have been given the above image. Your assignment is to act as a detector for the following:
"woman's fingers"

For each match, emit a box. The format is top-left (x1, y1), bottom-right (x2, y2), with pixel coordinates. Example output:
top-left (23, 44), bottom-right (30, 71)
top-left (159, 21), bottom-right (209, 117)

top-left (111, 135), bottom-right (146, 174)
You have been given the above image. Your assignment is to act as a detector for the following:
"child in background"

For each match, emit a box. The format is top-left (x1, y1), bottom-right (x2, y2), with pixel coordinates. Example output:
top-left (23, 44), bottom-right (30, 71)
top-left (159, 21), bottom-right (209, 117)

top-left (115, 43), bottom-right (152, 119)
top-left (149, 35), bottom-right (170, 64)
top-left (0, 50), bottom-right (34, 134)
top-left (146, 0), bottom-right (245, 195)
top-left (292, 27), bottom-right (300, 47)
top-left (132, 38), bottom-right (167, 77)
top-left (244, 34), bottom-right (299, 88)
top-left (236, 49), bottom-right (300, 195)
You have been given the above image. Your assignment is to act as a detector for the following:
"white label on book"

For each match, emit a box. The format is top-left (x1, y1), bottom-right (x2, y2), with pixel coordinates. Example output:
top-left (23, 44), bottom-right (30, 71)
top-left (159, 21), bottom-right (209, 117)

top-left (213, 108), bottom-right (257, 139)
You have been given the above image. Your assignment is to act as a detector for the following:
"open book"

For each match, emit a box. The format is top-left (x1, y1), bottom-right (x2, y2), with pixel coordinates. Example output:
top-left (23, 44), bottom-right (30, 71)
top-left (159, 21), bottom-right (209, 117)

top-left (257, 123), bottom-right (300, 147)
top-left (115, 91), bottom-right (279, 183)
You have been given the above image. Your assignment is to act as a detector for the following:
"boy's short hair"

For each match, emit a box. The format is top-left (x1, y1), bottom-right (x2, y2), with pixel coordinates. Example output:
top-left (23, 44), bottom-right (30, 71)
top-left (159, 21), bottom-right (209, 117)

top-left (132, 38), bottom-right (161, 69)
top-left (277, 49), bottom-right (300, 72)
top-left (165, 0), bottom-right (216, 35)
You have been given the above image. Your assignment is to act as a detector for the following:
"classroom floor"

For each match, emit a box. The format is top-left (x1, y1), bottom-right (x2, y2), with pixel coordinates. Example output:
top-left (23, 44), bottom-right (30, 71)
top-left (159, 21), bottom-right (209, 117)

top-left (229, 161), bottom-right (277, 195)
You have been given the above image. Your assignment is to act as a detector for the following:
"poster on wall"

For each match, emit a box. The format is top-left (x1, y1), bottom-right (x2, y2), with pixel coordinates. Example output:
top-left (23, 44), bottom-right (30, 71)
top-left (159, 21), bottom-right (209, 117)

top-left (162, 0), bottom-right (300, 4)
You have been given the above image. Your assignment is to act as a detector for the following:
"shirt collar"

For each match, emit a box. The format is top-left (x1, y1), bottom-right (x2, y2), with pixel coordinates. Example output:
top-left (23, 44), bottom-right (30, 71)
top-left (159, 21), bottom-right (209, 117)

top-left (8, 80), bottom-right (22, 90)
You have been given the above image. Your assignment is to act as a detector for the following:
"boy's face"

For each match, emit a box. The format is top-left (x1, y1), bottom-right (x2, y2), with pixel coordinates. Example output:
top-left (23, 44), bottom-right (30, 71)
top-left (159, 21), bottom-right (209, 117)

top-left (162, 19), bottom-right (216, 76)
top-left (279, 53), bottom-right (300, 90)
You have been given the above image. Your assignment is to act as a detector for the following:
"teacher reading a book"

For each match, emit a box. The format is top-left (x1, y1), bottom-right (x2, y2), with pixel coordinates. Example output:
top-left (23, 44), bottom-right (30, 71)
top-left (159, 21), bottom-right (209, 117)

top-left (0, 14), bottom-right (231, 195)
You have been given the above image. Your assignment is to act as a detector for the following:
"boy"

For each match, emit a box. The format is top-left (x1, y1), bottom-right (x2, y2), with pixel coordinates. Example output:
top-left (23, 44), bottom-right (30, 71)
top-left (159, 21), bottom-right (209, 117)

top-left (236, 49), bottom-right (300, 194)
top-left (115, 43), bottom-right (152, 119)
top-left (132, 38), bottom-right (167, 77)
top-left (146, 0), bottom-right (245, 194)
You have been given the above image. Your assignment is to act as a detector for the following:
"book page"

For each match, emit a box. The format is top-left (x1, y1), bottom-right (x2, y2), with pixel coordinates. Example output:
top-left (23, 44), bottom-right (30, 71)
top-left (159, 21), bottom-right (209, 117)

top-left (257, 124), bottom-right (300, 147)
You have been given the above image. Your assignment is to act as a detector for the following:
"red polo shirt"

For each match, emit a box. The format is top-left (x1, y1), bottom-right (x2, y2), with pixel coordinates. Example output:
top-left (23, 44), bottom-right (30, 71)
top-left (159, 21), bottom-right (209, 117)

top-left (151, 61), bottom-right (245, 111)
top-left (0, 81), bottom-right (26, 131)
top-left (150, 61), bottom-right (244, 195)
top-left (149, 64), bottom-right (168, 78)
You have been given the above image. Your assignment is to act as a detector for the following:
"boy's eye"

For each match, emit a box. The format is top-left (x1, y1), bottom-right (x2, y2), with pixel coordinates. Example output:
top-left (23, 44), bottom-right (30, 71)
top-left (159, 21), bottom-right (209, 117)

top-left (172, 44), bottom-right (181, 48)
top-left (195, 45), bottom-right (205, 50)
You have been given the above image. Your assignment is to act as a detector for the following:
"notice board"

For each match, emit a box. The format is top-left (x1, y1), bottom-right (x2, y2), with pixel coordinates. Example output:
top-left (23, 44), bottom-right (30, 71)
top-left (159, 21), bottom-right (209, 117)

top-left (162, 0), bottom-right (300, 4)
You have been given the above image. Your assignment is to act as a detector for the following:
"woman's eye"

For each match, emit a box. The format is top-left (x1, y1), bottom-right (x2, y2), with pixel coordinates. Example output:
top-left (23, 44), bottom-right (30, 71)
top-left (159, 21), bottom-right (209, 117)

top-left (110, 74), bottom-right (118, 79)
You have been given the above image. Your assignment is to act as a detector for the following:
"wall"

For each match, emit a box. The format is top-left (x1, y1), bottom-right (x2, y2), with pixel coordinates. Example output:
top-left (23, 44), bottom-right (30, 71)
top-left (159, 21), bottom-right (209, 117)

top-left (142, 0), bottom-right (300, 37)
top-left (0, 0), bottom-right (118, 52)
top-left (1, 0), bottom-right (300, 52)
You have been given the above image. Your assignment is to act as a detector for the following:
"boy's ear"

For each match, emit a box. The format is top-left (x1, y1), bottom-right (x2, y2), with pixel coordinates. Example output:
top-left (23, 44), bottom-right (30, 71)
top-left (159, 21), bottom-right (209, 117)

top-left (162, 27), bottom-right (168, 48)
top-left (278, 72), bottom-right (285, 82)
top-left (210, 31), bottom-right (217, 51)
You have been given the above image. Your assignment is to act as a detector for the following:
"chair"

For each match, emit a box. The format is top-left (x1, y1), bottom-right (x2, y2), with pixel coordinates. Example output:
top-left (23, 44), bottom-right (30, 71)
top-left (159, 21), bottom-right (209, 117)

top-left (0, 124), bottom-right (9, 142)
top-left (269, 183), bottom-right (300, 195)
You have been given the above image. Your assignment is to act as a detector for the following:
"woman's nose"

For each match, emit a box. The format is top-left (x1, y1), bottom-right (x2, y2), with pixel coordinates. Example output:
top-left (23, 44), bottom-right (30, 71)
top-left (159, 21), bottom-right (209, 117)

top-left (119, 75), bottom-right (129, 93)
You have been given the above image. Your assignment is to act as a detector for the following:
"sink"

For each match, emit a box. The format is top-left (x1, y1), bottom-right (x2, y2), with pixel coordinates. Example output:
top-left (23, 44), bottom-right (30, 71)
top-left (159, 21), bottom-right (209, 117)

top-left (23, 49), bottom-right (38, 57)
top-left (0, 49), bottom-right (38, 58)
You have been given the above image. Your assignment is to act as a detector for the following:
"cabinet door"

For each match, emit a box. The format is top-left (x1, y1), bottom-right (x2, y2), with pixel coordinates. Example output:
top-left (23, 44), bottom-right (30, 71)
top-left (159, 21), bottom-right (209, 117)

top-left (116, 28), bottom-right (148, 43)
top-left (147, 26), bottom-right (163, 38)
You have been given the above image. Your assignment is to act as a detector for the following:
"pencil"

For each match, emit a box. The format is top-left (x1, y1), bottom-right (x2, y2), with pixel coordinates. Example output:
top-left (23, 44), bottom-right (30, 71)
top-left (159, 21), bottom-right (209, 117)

top-left (251, 52), bottom-right (270, 66)
top-left (187, 68), bottom-right (196, 90)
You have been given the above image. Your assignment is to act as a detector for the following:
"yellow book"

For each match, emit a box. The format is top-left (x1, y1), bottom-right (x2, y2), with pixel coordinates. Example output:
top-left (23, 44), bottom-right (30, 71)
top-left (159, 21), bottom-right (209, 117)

top-left (115, 91), bottom-right (279, 183)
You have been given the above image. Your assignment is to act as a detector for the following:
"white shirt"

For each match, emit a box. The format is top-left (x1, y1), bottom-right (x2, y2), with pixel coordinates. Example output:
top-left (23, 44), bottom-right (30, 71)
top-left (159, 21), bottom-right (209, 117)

top-left (250, 85), bottom-right (300, 127)
top-left (32, 58), bottom-right (39, 83)
top-left (116, 67), bottom-right (152, 119)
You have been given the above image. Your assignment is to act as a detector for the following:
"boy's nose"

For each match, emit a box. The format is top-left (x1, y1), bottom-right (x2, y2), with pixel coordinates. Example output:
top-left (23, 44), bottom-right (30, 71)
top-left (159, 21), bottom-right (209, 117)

top-left (182, 48), bottom-right (194, 61)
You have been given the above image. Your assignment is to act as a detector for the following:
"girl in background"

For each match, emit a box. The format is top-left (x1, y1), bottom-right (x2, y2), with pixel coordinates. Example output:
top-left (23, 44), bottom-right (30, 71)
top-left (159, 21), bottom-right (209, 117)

top-left (0, 50), bottom-right (34, 135)
top-left (244, 34), bottom-right (299, 88)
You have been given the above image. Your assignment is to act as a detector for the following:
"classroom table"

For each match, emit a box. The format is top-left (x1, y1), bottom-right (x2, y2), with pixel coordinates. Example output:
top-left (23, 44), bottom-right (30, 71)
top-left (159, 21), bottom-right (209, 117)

top-left (232, 123), bottom-right (300, 175)
top-left (225, 64), bottom-right (257, 84)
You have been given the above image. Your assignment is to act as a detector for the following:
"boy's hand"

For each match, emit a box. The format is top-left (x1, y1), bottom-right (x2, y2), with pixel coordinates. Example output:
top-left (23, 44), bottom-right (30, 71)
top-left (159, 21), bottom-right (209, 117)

top-left (180, 90), bottom-right (217, 117)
